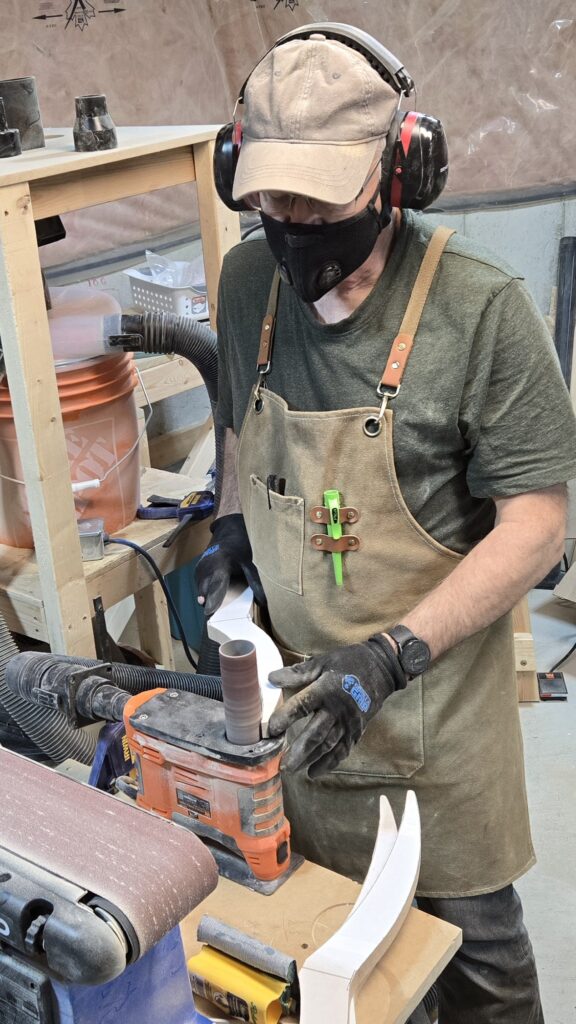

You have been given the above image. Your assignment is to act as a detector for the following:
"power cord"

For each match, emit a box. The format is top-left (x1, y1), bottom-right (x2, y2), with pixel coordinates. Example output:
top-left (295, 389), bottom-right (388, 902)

top-left (547, 554), bottom-right (574, 671)
top-left (550, 642), bottom-right (576, 673)
top-left (104, 535), bottom-right (198, 670)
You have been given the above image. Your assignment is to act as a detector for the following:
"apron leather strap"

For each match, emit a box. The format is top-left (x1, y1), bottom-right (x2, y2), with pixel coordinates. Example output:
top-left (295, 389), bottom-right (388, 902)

top-left (257, 269), bottom-right (282, 373)
top-left (257, 226), bottom-right (454, 388)
top-left (379, 225), bottom-right (455, 392)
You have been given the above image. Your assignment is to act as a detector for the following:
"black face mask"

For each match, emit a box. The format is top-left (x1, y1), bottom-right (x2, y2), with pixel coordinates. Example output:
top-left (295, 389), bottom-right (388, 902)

top-left (260, 186), bottom-right (391, 303)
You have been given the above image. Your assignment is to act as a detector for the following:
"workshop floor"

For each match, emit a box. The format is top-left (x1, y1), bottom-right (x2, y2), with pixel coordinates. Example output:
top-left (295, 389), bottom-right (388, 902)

top-left (517, 590), bottom-right (576, 1024)
top-left (123, 588), bottom-right (576, 1023)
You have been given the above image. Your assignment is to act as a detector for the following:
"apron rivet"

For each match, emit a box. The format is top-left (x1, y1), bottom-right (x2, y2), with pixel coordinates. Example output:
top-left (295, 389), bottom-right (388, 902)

top-left (315, 510), bottom-right (322, 519)
top-left (315, 537), bottom-right (322, 546)
top-left (346, 510), bottom-right (354, 520)
top-left (397, 342), bottom-right (407, 351)
top-left (348, 539), bottom-right (356, 548)
top-left (392, 361), bottom-right (400, 369)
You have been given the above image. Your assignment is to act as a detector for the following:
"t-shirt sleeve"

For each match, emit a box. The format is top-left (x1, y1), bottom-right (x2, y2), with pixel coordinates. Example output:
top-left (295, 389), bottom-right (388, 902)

top-left (464, 278), bottom-right (576, 498)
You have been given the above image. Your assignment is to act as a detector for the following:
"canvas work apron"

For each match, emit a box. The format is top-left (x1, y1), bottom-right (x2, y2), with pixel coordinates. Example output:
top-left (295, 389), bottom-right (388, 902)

top-left (236, 227), bottom-right (535, 897)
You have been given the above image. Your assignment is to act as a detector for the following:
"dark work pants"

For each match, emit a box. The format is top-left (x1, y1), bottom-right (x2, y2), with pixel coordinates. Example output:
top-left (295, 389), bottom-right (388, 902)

top-left (407, 885), bottom-right (544, 1023)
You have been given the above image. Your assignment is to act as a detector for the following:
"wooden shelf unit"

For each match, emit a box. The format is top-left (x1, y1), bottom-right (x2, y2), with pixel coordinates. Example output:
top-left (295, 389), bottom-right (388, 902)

top-left (0, 126), bottom-right (240, 660)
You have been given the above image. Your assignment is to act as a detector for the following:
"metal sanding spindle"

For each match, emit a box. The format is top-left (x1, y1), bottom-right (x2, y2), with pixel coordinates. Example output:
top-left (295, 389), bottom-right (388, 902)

top-left (219, 639), bottom-right (262, 745)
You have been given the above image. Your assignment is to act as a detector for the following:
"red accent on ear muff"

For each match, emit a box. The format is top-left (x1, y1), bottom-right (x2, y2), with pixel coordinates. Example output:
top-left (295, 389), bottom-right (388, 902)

top-left (399, 111), bottom-right (419, 156)
top-left (390, 111), bottom-right (419, 208)
top-left (232, 121), bottom-right (243, 148)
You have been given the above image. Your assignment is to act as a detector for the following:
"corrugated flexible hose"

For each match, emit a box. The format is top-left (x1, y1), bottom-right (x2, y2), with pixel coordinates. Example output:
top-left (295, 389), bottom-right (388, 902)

top-left (3, 650), bottom-right (223, 764)
top-left (0, 619), bottom-right (97, 765)
top-left (113, 312), bottom-right (224, 515)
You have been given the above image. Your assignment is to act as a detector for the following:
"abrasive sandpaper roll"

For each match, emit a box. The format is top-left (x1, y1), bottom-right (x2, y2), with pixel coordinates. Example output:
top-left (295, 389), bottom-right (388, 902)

top-left (197, 915), bottom-right (297, 984)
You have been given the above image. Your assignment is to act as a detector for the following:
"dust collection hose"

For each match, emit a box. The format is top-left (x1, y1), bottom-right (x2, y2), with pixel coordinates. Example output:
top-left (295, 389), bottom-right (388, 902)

top-left (110, 312), bottom-right (224, 515)
top-left (4, 652), bottom-right (222, 742)
top-left (0, 619), bottom-right (96, 765)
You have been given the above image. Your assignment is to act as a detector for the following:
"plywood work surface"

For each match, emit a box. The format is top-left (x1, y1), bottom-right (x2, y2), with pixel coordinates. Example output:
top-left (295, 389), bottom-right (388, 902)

top-left (182, 864), bottom-right (461, 1024)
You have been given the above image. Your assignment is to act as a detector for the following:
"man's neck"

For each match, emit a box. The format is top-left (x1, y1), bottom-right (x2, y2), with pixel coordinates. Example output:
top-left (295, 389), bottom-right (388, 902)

top-left (312, 211), bottom-right (399, 325)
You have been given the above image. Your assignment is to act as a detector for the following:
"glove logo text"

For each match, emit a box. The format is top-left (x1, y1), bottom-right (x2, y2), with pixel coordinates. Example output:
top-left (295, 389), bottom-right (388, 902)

top-left (342, 674), bottom-right (371, 713)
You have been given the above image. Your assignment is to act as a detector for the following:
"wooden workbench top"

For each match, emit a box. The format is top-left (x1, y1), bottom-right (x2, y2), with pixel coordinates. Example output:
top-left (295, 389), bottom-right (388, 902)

top-left (182, 864), bottom-right (461, 1024)
top-left (0, 125), bottom-right (222, 187)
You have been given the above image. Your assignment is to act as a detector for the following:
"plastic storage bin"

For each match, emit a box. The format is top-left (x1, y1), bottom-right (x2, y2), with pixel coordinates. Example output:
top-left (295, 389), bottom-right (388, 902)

top-left (124, 264), bottom-right (208, 318)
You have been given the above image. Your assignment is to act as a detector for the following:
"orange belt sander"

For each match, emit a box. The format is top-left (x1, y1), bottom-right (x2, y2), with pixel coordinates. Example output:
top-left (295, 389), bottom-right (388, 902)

top-left (124, 688), bottom-right (302, 894)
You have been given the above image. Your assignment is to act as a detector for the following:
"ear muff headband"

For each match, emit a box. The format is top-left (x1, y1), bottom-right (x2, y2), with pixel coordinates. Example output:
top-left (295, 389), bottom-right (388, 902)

top-left (238, 22), bottom-right (415, 101)
top-left (213, 23), bottom-right (448, 213)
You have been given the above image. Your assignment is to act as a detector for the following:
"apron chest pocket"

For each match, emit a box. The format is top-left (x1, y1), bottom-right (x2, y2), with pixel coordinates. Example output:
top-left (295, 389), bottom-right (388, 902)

top-left (248, 474), bottom-right (305, 595)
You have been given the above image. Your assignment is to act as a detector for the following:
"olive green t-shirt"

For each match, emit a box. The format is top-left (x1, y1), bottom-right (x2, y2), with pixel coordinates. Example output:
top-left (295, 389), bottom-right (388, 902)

top-left (216, 211), bottom-right (576, 553)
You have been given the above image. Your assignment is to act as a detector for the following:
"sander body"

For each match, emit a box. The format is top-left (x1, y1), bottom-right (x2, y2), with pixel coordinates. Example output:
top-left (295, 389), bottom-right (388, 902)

top-left (124, 688), bottom-right (299, 894)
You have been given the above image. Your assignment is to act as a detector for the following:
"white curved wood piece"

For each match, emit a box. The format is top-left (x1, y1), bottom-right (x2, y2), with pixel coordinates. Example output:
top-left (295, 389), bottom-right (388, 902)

top-left (207, 584), bottom-right (283, 730)
top-left (299, 791), bottom-right (421, 1024)
top-left (355, 794), bottom-right (398, 909)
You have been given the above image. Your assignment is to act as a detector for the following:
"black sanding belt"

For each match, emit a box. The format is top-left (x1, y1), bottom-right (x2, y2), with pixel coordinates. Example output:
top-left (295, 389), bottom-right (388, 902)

top-left (0, 749), bottom-right (218, 956)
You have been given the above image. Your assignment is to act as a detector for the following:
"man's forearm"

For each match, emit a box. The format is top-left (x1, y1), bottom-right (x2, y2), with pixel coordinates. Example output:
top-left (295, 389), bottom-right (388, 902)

top-left (217, 427), bottom-right (242, 517)
top-left (394, 485), bottom-right (567, 661)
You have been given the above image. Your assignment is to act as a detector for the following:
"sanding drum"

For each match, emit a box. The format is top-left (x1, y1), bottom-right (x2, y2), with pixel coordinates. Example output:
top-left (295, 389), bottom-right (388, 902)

top-left (0, 749), bottom-right (218, 985)
top-left (219, 639), bottom-right (262, 745)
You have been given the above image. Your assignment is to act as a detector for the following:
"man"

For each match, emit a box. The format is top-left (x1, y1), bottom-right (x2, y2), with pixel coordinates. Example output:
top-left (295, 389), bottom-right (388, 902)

top-left (196, 24), bottom-right (576, 1023)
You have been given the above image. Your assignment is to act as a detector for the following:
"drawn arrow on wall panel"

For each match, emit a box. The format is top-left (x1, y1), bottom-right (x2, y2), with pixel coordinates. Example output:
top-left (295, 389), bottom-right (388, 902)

top-left (33, 13), bottom-right (64, 18)
top-left (98, 7), bottom-right (126, 12)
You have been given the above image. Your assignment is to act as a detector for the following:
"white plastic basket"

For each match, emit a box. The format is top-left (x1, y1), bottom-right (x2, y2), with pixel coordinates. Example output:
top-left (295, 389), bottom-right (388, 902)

top-left (123, 264), bottom-right (208, 318)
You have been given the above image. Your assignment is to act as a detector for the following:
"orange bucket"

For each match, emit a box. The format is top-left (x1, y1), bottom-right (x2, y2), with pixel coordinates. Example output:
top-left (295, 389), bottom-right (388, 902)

top-left (0, 353), bottom-right (141, 549)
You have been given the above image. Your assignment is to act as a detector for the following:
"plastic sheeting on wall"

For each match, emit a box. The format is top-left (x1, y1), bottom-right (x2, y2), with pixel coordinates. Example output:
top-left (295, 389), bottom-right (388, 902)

top-left (2, 0), bottom-right (574, 264)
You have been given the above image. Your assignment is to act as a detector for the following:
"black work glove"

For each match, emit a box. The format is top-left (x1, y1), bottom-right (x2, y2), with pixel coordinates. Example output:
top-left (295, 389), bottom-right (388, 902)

top-left (268, 636), bottom-right (406, 778)
top-left (195, 513), bottom-right (266, 616)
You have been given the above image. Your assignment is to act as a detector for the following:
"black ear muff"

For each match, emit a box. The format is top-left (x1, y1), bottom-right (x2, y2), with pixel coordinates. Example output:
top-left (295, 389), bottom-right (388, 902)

top-left (213, 122), bottom-right (251, 212)
top-left (389, 112), bottom-right (448, 210)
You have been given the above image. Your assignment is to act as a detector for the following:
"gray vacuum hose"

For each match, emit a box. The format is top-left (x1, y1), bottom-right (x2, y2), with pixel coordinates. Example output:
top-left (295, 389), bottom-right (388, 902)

top-left (112, 311), bottom-right (226, 669)
top-left (0, 619), bottom-right (97, 765)
top-left (112, 313), bottom-right (224, 514)
top-left (5, 651), bottom-right (223, 710)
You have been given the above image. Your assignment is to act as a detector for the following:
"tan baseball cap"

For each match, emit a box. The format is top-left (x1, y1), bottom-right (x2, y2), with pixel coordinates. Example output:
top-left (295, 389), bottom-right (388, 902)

top-left (232, 35), bottom-right (399, 205)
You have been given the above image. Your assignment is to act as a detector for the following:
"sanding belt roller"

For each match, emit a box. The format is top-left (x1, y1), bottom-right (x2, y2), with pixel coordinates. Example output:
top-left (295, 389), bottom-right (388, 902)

top-left (0, 747), bottom-right (218, 1022)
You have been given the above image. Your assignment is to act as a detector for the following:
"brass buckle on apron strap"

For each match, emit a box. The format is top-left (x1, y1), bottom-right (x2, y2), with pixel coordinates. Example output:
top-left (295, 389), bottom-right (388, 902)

top-left (364, 384), bottom-right (400, 438)
top-left (364, 225), bottom-right (456, 438)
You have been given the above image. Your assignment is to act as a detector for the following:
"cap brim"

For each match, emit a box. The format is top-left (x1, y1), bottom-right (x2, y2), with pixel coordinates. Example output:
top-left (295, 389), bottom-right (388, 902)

top-left (232, 137), bottom-right (383, 205)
